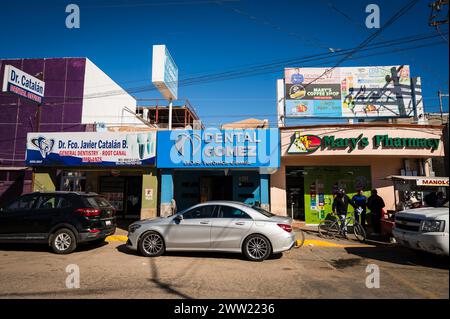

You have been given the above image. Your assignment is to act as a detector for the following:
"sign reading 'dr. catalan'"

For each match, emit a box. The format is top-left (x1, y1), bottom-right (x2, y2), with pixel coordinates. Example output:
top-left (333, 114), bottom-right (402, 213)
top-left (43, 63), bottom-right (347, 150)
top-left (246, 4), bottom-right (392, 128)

top-left (2, 65), bottom-right (45, 103)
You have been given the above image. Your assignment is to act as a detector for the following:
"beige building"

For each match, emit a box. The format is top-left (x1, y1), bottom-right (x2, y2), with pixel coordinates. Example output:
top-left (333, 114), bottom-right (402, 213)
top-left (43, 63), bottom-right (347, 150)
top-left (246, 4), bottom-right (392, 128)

top-left (270, 123), bottom-right (446, 224)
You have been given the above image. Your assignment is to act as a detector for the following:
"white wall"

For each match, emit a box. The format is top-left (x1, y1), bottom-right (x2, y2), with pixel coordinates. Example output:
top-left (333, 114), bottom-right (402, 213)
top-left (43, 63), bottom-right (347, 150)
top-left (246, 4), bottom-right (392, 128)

top-left (82, 58), bottom-right (143, 127)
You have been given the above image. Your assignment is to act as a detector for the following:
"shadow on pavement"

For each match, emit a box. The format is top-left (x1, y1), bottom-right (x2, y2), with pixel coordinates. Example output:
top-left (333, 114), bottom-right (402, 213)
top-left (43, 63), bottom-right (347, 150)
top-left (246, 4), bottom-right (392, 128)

top-left (115, 244), bottom-right (283, 261)
top-left (0, 241), bottom-right (109, 254)
top-left (344, 245), bottom-right (449, 270)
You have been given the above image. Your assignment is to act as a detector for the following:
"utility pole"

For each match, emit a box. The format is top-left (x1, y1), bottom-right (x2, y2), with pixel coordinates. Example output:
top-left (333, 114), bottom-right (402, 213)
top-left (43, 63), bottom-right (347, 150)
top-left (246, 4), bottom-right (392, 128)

top-left (438, 90), bottom-right (449, 123)
top-left (429, 0), bottom-right (449, 27)
top-left (34, 71), bottom-right (44, 132)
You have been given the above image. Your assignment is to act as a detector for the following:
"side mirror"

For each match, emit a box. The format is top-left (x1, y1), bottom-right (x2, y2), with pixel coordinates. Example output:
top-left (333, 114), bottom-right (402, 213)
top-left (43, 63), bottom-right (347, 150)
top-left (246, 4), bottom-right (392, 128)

top-left (174, 214), bottom-right (183, 222)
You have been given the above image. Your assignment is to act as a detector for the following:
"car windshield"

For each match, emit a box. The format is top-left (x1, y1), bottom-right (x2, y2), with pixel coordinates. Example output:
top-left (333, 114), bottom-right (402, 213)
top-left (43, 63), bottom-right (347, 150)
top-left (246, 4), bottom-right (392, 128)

top-left (251, 205), bottom-right (275, 217)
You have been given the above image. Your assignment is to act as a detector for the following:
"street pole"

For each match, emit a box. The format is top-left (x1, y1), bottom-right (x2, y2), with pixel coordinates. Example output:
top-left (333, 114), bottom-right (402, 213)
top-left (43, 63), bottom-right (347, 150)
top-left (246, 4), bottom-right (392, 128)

top-left (168, 98), bottom-right (173, 130)
top-left (438, 91), bottom-right (449, 124)
top-left (36, 103), bottom-right (41, 132)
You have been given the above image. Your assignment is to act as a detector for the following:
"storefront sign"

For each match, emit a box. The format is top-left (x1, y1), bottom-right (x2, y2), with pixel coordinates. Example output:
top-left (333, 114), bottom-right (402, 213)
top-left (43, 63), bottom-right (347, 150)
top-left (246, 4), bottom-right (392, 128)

top-left (152, 45), bottom-right (178, 101)
top-left (288, 132), bottom-right (441, 154)
top-left (2, 65), bottom-right (45, 103)
top-left (157, 128), bottom-right (279, 171)
top-left (284, 66), bottom-right (413, 118)
top-left (26, 132), bottom-right (156, 166)
top-left (416, 178), bottom-right (449, 187)
top-left (144, 188), bottom-right (154, 200)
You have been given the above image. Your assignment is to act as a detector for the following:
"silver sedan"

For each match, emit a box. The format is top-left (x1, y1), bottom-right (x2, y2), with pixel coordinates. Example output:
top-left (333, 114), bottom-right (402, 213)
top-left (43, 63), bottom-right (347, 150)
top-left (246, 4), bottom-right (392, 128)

top-left (126, 201), bottom-right (296, 261)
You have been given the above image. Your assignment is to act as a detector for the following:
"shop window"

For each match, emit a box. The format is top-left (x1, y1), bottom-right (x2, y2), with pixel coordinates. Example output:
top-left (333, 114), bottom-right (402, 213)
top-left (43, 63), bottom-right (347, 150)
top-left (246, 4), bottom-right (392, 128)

top-left (182, 193), bottom-right (199, 199)
top-left (238, 193), bottom-right (255, 198)
top-left (238, 175), bottom-right (255, 188)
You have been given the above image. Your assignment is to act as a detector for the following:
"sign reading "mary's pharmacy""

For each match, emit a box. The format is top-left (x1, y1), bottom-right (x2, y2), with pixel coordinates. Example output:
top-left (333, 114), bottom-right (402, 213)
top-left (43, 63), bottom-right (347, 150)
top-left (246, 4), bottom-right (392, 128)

top-left (2, 65), bottom-right (45, 103)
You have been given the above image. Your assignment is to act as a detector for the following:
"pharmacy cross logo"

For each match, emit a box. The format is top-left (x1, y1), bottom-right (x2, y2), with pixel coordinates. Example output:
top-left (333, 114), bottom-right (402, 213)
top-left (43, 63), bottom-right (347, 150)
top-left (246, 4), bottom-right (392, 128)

top-left (174, 132), bottom-right (202, 157)
top-left (31, 137), bottom-right (55, 159)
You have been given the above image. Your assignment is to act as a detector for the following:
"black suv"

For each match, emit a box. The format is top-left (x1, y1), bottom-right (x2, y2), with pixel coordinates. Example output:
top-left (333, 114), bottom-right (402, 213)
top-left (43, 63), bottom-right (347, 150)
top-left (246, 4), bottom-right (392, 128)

top-left (0, 192), bottom-right (116, 254)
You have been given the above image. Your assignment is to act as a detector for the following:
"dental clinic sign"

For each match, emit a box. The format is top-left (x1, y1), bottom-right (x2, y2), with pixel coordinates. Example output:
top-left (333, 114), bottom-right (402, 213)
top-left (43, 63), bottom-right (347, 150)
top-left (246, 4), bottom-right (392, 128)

top-left (157, 129), bottom-right (280, 171)
top-left (26, 131), bottom-right (156, 166)
top-left (2, 65), bottom-right (45, 103)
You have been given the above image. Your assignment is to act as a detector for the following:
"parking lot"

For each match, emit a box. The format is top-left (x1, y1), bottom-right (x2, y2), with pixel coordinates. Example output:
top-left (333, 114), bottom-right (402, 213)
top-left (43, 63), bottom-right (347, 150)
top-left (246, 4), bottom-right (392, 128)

top-left (0, 229), bottom-right (448, 299)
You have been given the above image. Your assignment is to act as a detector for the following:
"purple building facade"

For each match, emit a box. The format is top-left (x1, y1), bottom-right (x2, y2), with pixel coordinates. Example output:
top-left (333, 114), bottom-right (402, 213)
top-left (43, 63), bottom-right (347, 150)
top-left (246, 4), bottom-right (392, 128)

top-left (0, 58), bottom-right (90, 204)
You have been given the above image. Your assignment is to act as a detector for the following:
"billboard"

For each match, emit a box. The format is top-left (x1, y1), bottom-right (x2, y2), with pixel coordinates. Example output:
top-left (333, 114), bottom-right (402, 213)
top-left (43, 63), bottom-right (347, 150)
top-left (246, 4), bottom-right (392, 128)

top-left (157, 128), bottom-right (280, 172)
top-left (284, 66), bottom-right (413, 118)
top-left (2, 65), bottom-right (45, 103)
top-left (152, 45), bottom-right (178, 101)
top-left (26, 131), bottom-right (156, 166)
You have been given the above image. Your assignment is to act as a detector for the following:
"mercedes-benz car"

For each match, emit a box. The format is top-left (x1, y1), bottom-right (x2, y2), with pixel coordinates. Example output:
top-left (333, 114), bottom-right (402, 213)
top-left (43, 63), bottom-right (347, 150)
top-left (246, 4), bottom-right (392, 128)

top-left (127, 201), bottom-right (295, 261)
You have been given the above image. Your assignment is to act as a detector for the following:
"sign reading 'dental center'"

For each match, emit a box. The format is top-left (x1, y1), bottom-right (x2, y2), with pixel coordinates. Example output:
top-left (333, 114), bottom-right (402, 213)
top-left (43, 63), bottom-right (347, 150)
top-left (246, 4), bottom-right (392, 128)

top-left (157, 129), bottom-right (280, 172)
top-left (26, 132), bottom-right (156, 166)
top-left (2, 65), bottom-right (45, 103)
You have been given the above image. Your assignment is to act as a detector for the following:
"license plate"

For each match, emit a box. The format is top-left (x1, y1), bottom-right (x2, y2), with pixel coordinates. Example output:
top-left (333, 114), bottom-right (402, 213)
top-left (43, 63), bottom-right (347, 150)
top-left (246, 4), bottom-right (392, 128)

top-left (105, 220), bottom-right (112, 226)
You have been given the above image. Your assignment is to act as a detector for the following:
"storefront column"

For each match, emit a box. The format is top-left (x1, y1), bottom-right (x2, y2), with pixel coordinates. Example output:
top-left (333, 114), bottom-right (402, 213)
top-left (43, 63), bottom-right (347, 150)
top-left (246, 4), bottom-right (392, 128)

top-left (260, 174), bottom-right (270, 211)
top-left (160, 169), bottom-right (174, 217)
top-left (140, 169), bottom-right (158, 220)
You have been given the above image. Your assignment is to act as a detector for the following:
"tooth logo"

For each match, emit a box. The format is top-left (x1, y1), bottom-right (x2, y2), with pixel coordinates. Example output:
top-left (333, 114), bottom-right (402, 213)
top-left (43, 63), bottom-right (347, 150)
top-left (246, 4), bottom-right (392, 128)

top-left (174, 132), bottom-right (202, 157)
top-left (31, 137), bottom-right (55, 159)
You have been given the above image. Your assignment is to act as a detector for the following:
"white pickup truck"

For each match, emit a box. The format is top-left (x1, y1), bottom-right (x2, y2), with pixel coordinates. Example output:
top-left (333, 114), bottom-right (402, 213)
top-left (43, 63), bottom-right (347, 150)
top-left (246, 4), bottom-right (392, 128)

top-left (393, 202), bottom-right (449, 256)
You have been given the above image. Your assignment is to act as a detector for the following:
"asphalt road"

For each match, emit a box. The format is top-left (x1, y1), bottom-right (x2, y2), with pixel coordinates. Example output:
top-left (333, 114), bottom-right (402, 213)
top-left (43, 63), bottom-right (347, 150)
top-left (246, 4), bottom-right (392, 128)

top-left (0, 232), bottom-right (448, 299)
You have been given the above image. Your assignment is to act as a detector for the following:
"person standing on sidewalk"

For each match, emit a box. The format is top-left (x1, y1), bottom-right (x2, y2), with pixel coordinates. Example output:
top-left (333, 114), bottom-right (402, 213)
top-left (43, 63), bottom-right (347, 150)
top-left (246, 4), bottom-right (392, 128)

top-left (332, 188), bottom-right (352, 236)
top-left (367, 189), bottom-right (385, 236)
top-left (351, 189), bottom-right (368, 230)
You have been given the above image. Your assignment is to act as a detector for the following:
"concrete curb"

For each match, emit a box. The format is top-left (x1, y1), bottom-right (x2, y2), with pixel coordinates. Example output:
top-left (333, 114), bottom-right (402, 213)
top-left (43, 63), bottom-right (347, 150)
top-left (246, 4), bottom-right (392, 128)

top-left (106, 235), bottom-right (128, 242)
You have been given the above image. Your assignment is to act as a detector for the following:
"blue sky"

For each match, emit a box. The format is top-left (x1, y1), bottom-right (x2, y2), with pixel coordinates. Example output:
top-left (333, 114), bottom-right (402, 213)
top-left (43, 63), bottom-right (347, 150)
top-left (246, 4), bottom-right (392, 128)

top-left (1, 0), bottom-right (448, 127)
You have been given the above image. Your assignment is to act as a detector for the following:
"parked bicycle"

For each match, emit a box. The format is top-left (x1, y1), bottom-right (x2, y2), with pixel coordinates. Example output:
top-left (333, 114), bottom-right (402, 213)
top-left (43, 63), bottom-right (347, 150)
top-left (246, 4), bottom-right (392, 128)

top-left (318, 212), bottom-right (366, 242)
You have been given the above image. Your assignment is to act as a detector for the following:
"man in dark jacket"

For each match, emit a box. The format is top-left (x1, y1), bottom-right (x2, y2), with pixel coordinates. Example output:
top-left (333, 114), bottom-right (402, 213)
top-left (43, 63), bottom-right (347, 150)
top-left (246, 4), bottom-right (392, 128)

top-left (367, 189), bottom-right (385, 236)
top-left (332, 188), bottom-right (352, 235)
top-left (352, 189), bottom-right (368, 230)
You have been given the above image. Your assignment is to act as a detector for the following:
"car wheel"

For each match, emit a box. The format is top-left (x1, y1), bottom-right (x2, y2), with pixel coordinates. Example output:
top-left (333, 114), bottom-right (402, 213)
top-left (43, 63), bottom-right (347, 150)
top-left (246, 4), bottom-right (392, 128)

top-left (243, 234), bottom-right (272, 262)
top-left (139, 231), bottom-right (165, 257)
top-left (51, 228), bottom-right (77, 254)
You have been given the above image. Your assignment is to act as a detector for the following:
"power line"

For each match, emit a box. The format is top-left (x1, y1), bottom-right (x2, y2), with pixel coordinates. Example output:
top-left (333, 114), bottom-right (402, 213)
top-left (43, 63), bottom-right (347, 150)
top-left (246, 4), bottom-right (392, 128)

top-left (302, 0), bottom-right (421, 88)
top-left (320, 0), bottom-right (449, 84)
top-left (2, 31), bottom-right (441, 106)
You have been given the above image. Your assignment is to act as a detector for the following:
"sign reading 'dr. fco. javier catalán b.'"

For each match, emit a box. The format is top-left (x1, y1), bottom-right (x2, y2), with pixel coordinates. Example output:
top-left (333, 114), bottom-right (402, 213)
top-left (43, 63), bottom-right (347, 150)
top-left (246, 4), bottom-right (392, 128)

top-left (26, 132), bottom-right (156, 166)
top-left (2, 65), bottom-right (45, 103)
top-left (288, 132), bottom-right (441, 154)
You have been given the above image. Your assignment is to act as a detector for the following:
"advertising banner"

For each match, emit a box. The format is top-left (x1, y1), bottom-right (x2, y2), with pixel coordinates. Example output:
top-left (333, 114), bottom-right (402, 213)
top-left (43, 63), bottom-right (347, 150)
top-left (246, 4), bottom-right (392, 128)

top-left (285, 66), bottom-right (413, 118)
top-left (26, 131), bottom-right (156, 166)
top-left (2, 65), bottom-right (45, 103)
top-left (152, 45), bottom-right (178, 101)
top-left (156, 128), bottom-right (280, 172)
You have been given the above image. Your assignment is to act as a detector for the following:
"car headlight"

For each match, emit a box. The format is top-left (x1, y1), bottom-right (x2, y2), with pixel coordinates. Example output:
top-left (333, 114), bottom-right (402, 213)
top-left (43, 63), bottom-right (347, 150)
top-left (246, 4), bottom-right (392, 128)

top-left (421, 220), bottom-right (445, 233)
top-left (128, 224), bottom-right (142, 233)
